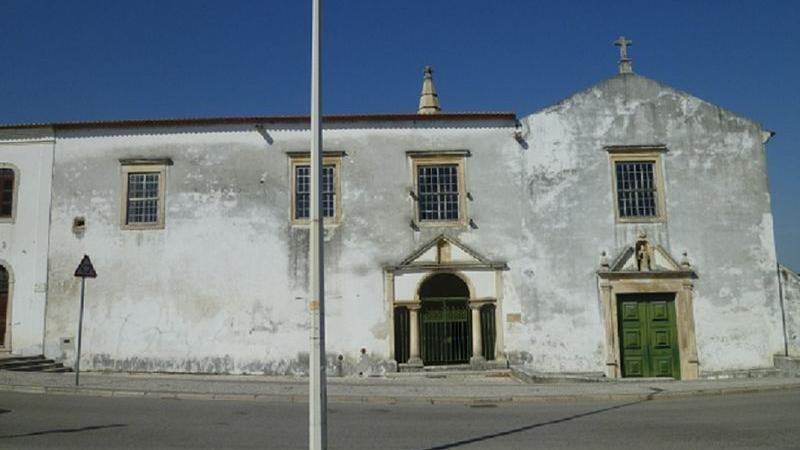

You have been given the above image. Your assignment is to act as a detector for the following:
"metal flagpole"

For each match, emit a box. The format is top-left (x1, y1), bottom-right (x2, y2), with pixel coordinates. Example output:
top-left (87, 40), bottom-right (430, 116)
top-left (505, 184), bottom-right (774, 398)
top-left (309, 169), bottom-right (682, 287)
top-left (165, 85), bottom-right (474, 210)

top-left (309, 0), bottom-right (328, 448)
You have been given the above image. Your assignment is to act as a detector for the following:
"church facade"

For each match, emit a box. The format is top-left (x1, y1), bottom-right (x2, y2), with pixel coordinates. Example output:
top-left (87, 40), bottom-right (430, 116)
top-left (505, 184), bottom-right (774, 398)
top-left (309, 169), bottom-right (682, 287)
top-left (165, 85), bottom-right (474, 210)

top-left (0, 46), bottom-right (794, 379)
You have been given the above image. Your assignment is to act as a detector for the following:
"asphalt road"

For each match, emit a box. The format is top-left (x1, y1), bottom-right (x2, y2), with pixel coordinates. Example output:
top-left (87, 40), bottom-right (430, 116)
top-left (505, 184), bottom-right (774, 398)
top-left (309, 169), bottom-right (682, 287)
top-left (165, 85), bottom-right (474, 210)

top-left (0, 389), bottom-right (798, 449)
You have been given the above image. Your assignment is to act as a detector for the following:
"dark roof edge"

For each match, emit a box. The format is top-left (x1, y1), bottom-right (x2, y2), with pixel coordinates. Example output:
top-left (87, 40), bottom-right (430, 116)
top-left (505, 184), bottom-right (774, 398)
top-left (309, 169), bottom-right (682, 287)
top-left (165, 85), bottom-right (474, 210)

top-left (0, 112), bottom-right (517, 131)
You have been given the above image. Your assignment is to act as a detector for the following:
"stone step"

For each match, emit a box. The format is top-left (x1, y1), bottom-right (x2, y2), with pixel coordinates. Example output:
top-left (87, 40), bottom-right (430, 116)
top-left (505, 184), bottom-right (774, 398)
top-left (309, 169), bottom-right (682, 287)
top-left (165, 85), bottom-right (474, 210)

top-left (0, 356), bottom-right (50, 369)
top-left (774, 355), bottom-right (800, 376)
top-left (701, 368), bottom-right (783, 380)
top-left (388, 368), bottom-right (513, 380)
top-left (0, 359), bottom-right (52, 369)
top-left (0, 355), bottom-right (71, 372)
top-left (0, 355), bottom-right (46, 365)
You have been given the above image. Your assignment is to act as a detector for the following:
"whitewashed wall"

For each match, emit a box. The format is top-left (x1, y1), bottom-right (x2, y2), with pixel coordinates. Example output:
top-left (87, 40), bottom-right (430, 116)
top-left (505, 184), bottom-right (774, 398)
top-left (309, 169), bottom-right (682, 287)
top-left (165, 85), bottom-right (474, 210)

top-left (36, 73), bottom-right (785, 376)
top-left (0, 128), bottom-right (54, 356)
top-left (43, 119), bottom-right (515, 374)
top-left (781, 266), bottom-right (800, 356)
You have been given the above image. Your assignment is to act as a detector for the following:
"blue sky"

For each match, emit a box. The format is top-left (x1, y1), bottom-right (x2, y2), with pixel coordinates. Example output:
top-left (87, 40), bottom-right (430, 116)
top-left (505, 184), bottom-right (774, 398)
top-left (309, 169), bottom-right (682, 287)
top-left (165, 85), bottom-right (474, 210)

top-left (1, 0), bottom-right (798, 269)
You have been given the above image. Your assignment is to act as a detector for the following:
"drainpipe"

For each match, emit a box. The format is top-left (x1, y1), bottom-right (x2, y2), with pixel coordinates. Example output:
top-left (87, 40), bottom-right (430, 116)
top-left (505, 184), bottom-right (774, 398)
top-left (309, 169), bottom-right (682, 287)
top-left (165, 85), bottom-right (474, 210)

top-left (777, 264), bottom-right (788, 357)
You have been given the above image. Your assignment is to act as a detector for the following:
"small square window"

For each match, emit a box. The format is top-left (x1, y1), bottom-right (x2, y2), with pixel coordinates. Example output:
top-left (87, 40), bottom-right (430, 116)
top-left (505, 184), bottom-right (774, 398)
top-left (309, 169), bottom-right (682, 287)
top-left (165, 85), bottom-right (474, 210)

top-left (120, 161), bottom-right (168, 229)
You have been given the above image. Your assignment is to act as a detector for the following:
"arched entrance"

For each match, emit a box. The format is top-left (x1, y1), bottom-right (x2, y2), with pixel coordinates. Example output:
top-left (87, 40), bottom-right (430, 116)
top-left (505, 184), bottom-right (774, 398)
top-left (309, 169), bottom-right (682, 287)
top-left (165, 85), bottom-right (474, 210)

top-left (0, 265), bottom-right (9, 349)
top-left (419, 273), bottom-right (471, 365)
top-left (387, 234), bottom-right (507, 370)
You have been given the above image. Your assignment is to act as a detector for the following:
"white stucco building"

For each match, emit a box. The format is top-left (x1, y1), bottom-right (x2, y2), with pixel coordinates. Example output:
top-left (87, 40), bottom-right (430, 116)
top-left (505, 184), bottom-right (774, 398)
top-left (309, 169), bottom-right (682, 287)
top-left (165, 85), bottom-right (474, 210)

top-left (0, 48), bottom-right (797, 379)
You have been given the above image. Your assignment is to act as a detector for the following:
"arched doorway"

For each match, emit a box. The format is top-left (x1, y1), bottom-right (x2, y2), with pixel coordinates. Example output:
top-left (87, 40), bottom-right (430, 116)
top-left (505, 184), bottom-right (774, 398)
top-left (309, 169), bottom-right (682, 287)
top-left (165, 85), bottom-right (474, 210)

top-left (419, 273), bottom-right (471, 365)
top-left (0, 266), bottom-right (9, 348)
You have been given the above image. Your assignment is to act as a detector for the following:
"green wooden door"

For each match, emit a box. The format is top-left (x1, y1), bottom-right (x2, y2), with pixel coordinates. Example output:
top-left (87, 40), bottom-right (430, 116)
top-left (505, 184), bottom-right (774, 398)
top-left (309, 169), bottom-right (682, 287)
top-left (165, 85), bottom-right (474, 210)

top-left (618, 294), bottom-right (681, 379)
top-left (420, 298), bottom-right (471, 365)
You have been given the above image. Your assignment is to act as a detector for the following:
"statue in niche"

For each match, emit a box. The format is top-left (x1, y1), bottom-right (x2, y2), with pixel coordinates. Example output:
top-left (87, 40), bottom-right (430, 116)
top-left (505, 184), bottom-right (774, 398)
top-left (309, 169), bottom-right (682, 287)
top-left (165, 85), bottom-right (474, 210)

top-left (635, 232), bottom-right (653, 272)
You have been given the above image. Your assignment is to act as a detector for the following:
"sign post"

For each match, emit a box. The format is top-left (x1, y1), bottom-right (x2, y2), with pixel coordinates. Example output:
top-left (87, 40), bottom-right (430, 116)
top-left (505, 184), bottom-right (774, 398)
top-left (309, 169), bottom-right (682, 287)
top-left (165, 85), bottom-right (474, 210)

top-left (73, 255), bottom-right (97, 386)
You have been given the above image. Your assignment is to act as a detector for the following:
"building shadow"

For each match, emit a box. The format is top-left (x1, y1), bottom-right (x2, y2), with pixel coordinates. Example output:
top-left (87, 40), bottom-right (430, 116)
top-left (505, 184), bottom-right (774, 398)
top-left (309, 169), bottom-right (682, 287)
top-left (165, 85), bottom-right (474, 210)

top-left (0, 423), bottom-right (127, 439)
top-left (419, 388), bottom-right (664, 450)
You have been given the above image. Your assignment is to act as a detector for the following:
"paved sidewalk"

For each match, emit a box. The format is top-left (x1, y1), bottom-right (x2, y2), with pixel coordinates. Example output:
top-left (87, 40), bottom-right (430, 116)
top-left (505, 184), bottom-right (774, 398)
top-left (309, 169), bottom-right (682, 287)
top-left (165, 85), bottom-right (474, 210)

top-left (1, 370), bottom-right (798, 404)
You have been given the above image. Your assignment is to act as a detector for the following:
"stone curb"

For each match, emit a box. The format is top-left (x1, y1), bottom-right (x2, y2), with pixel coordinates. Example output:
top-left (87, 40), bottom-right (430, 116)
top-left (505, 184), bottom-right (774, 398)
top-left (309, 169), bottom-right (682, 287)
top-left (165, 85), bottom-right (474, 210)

top-left (1, 381), bottom-right (799, 405)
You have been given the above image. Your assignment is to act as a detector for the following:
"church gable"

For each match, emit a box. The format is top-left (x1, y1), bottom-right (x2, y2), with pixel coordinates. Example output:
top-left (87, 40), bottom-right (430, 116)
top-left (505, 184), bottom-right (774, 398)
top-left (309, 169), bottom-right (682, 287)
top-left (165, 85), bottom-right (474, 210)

top-left (528, 73), bottom-right (764, 137)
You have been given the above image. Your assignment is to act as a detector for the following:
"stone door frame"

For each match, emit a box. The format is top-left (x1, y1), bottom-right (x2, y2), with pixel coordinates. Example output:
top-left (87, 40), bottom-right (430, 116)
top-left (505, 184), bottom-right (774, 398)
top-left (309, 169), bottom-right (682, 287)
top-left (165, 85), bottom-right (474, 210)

top-left (387, 269), bottom-right (506, 369)
top-left (598, 273), bottom-right (699, 380)
top-left (385, 234), bottom-right (509, 369)
top-left (0, 262), bottom-right (14, 352)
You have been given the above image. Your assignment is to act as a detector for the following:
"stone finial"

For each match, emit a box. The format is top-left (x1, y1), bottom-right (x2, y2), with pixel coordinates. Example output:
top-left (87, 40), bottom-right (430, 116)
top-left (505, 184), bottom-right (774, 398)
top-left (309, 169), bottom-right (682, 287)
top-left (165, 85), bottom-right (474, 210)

top-left (614, 36), bottom-right (633, 74)
top-left (600, 251), bottom-right (610, 270)
top-left (680, 251), bottom-right (691, 268)
top-left (417, 66), bottom-right (441, 115)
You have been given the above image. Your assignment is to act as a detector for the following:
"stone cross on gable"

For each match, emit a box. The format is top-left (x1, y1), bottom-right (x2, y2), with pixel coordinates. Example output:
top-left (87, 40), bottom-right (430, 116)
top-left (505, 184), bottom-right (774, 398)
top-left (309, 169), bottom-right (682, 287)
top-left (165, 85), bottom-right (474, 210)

top-left (614, 36), bottom-right (633, 74)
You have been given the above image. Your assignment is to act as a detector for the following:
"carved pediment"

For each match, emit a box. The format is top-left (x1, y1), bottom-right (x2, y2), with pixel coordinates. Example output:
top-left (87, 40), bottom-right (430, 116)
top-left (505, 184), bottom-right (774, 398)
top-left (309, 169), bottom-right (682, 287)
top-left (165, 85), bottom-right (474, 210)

top-left (608, 245), bottom-right (681, 272)
top-left (389, 234), bottom-right (507, 273)
top-left (600, 233), bottom-right (695, 278)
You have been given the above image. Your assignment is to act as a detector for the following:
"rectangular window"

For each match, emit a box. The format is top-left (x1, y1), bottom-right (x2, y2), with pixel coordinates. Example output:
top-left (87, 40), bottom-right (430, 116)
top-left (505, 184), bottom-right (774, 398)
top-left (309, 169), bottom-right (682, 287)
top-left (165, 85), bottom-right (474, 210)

top-left (126, 172), bottom-right (161, 224)
top-left (607, 147), bottom-right (666, 223)
top-left (409, 152), bottom-right (469, 226)
top-left (0, 168), bottom-right (16, 219)
top-left (417, 164), bottom-right (459, 221)
top-left (615, 161), bottom-right (657, 218)
top-left (289, 154), bottom-right (342, 225)
top-left (295, 164), bottom-right (335, 219)
top-left (120, 160), bottom-right (169, 230)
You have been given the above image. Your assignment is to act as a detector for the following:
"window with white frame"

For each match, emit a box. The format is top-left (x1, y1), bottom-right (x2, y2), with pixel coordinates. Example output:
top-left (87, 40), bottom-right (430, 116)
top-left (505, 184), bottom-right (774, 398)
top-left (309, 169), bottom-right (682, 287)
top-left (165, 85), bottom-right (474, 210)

top-left (120, 160), bottom-right (169, 229)
top-left (294, 164), bottom-right (335, 219)
top-left (290, 154), bottom-right (342, 224)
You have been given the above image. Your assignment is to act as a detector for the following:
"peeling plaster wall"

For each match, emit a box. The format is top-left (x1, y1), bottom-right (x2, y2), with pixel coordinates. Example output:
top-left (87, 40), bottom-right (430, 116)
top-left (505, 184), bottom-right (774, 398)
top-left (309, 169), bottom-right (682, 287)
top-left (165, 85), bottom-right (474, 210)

top-left (511, 74), bottom-right (782, 374)
top-left (781, 266), bottom-right (800, 356)
top-left (0, 129), bottom-right (54, 356)
top-left (39, 73), bottom-right (782, 376)
top-left (43, 120), bottom-right (516, 374)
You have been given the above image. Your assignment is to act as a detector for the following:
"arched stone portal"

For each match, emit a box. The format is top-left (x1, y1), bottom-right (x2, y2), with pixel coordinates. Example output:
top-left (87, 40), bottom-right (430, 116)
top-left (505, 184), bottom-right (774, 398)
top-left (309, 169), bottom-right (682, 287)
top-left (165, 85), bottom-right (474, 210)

top-left (386, 234), bottom-right (508, 370)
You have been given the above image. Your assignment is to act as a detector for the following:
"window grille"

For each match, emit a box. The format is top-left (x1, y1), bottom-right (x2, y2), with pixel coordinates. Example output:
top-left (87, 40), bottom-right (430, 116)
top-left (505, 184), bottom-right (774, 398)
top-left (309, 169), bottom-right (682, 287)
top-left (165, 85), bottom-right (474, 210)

top-left (616, 161), bottom-right (657, 217)
top-left (0, 169), bottom-right (13, 218)
top-left (126, 172), bottom-right (160, 224)
top-left (417, 164), bottom-right (459, 221)
top-left (295, 164), bottom-right (335, 219)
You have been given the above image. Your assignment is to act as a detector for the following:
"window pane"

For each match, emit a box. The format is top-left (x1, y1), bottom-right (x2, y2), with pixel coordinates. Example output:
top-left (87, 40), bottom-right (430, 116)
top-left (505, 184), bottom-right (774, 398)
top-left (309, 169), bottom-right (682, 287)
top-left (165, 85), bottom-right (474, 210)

top-left (0, 169), bottom-right (14, 218)
top-left (417, 164), bottom-right (459, 221)
top-left (295, 164), bottom-right (336, 219)
top-left (295, 165), bottom-right (310, 219)
top-left (127, 172), bottom-right (160, 224)
top-left (615, 161), bottom-right (657, 218)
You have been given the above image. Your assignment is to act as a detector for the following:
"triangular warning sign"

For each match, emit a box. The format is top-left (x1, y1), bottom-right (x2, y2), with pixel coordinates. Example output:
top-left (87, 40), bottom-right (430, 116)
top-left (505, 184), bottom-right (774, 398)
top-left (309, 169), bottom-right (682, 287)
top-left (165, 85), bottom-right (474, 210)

top-left (74, 255), bottom-right (97, 278)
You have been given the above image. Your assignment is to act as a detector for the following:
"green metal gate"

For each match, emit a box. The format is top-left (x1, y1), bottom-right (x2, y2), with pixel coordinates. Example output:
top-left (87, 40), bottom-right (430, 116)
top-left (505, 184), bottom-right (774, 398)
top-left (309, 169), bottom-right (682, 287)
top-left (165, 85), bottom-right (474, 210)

top-left (421, 298), bottom-right (471, 365)
top-left (480, 304), bottom-right (496, 361)
top-left (393, 306), bottom-right (410, 364)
